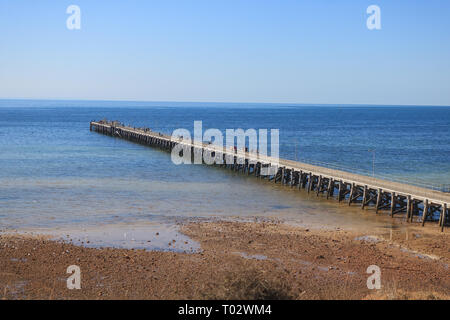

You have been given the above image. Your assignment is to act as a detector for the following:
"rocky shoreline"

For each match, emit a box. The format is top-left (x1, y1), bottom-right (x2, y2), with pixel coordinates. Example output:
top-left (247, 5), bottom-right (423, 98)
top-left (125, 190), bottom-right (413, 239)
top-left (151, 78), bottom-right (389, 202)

top-left (1, 220), bottom-right (448, 300)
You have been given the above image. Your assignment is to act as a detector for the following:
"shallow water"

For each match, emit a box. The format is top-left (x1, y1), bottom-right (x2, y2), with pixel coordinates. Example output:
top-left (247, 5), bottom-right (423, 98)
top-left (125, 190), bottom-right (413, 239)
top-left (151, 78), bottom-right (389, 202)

top-left (1, 100), bottom-right (449, 249)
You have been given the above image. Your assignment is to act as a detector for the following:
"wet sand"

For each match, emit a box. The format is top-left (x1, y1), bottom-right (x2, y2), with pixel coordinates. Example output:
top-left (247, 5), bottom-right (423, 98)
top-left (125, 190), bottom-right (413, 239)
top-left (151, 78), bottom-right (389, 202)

top-left (1, 218), bottom-right (448, 300)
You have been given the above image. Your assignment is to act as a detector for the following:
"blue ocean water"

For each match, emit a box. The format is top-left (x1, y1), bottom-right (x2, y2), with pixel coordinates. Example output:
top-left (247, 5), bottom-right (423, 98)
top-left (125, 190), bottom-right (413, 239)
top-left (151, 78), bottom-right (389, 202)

top-left (0, 99), bottom-right (449, 233)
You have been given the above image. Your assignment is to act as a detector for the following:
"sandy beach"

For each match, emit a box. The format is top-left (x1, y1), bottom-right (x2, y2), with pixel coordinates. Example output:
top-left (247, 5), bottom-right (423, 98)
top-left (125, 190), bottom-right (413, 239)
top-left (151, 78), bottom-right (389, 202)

top-left (1, 218), bottom-right (448, 300)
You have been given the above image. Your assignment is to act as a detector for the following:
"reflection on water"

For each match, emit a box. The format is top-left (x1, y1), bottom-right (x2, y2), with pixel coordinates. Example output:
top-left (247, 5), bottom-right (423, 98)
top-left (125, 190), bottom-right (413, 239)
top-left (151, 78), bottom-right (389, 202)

top-left (53, 221), bottom-right (200, 252)
top-left (7, 220), bottom-right (201, 252)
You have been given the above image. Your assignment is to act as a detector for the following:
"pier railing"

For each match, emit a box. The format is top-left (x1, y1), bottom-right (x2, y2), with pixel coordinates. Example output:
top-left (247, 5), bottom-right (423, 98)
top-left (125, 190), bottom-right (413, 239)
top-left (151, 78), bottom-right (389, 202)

top-left (295, 158), bottom-right (450, 193)
top-left (97, 121), bottom-right (449, 193)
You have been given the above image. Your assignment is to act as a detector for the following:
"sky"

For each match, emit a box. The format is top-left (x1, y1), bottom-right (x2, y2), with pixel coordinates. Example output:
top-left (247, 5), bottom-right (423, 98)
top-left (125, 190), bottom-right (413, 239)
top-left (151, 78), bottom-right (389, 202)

top-left (0, 0), bottom-right (450, 105)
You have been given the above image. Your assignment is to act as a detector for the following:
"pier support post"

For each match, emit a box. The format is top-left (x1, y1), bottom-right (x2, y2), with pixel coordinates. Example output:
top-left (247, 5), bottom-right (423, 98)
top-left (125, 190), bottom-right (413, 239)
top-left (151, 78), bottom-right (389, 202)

top-left (439, 204), bottom-right (447, 232)
top-left (307, 173), bottom-right (313, 194)
top-left (361, 185), bottom-right (368, 209)
top-left (273, 167), bottom-right (279, 183)
top-left (406, 195), bottom-right (412, 221)
top-left (337, 181), bottom-right (343, 202)
top-left (301, 172), bottom-right (307, 189)
top-left (348, 183), bottom-right (355, 205)
top-left (409, 200), bottom-right (416, 222)
top-left (326, 179), bottom-right (333, 199)
top-left (222, 153), bottom-right (226, 167)
top-left (316, 176), bottom-right (322, 196)
top-left (390, 193), bottom-right (396, 217)
top-left (421, 199), bottom-right (429, 226)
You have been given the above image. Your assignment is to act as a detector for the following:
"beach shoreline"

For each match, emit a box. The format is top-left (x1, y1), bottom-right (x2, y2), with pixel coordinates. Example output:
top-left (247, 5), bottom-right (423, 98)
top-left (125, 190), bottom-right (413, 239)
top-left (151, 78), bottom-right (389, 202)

top-left (1, 218), bottom-right (448, 300)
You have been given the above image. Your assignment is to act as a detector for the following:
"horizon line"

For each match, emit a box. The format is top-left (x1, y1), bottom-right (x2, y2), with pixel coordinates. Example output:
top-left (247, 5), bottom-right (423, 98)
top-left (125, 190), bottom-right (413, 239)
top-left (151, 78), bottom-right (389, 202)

top-left (1, 97), bottom-right (450, 108)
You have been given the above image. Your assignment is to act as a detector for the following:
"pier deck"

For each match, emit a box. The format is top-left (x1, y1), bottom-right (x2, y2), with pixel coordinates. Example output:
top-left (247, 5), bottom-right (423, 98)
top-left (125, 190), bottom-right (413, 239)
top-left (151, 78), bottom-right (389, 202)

top-left (90, 120), bottom-right (449, 231)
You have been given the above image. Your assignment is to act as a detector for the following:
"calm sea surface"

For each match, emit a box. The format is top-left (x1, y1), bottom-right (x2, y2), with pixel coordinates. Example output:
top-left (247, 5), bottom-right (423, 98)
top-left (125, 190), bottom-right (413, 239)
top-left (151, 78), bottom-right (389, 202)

top-left (1, 100), bottom-right (449, 248)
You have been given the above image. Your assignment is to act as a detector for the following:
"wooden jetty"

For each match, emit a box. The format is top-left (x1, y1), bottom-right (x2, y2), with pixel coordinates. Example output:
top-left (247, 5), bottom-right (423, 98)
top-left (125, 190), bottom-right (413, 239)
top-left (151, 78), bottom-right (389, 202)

top-left (90, 120), bottom-right (449, 232)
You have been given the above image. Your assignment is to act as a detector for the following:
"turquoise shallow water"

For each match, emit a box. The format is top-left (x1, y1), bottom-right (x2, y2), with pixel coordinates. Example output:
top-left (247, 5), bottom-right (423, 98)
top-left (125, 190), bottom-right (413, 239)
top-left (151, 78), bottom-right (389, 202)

top-left (0, 99), bottom-right (449, 236)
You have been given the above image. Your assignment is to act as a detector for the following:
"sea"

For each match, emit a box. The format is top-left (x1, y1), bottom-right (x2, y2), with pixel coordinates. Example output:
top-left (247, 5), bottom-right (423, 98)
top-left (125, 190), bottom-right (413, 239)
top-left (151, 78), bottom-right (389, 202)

top-left (1, 99), bottom-right (449, 250)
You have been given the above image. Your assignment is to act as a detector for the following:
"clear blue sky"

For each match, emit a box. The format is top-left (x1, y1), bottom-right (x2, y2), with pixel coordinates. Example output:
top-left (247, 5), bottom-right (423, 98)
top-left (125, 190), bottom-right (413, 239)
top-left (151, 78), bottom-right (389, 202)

top-left (1, 0), bottom-right (449, 105)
